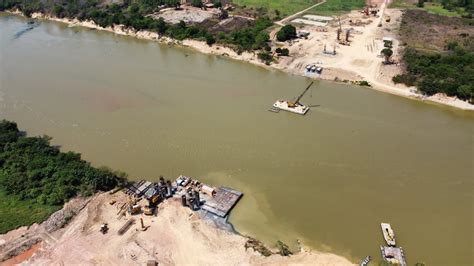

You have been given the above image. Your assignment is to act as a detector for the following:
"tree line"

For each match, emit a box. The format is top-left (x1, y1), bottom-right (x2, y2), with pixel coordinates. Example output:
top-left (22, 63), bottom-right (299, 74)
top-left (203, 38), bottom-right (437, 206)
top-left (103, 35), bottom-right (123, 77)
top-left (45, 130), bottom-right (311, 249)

top-left (0, 120), bottom-right (126, 206)
top-left (0, 0), bottom-right (274, 53)
top-left (393, 45), bottom-right (473, 102)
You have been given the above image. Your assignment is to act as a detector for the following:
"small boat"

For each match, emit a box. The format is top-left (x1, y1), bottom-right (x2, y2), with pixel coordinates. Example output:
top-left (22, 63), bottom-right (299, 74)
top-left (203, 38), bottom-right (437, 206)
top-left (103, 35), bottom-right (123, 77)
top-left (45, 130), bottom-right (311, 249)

top-left (381, 223), bottom-right (396, 246)
top-left (359, 255), bottom-right (371, 266)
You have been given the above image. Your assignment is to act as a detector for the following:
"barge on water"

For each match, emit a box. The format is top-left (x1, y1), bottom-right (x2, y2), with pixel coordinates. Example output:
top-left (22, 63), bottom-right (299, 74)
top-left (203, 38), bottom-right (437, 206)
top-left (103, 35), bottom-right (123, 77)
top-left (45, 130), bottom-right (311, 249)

top-left (174, 175), bottom-right (243, 218)
top-left (381, 222), bottom-right (396, 246)
top-left (123, 175), bottom-right (243, 220)
top-left (380, 246), bottom-right (407, 266)
top-left (271, 82), bottom-right (313, 115)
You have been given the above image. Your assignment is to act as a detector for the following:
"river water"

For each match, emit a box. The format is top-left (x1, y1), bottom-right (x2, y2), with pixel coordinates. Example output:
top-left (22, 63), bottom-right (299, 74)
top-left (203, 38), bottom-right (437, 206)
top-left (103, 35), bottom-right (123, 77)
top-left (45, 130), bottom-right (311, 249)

top-left (1, 14), bottom-right (473, 265)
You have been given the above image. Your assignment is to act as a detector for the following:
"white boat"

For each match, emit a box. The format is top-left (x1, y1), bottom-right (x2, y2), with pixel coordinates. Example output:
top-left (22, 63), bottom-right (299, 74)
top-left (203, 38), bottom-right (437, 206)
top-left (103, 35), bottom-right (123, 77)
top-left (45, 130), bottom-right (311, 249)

top-left (273, 100), bottom-right (309, 115)
top-left (381, 223), bottom-right (396, 246)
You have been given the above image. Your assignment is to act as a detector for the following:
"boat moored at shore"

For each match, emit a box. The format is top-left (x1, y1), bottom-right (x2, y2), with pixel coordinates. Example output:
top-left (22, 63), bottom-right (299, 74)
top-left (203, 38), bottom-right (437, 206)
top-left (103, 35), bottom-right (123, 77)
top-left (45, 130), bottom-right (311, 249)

top-left (381, 223), bottom-right (396, 246)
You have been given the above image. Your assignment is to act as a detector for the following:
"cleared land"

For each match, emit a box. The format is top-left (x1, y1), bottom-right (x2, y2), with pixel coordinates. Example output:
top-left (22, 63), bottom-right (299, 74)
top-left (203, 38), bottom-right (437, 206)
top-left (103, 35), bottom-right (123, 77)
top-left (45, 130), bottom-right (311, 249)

top-left (398, 9), bottom-right (474, 52)
top-left (232, 0), bottom-right (319, 16)
top-left (1, 192), bottom-right (353, 265)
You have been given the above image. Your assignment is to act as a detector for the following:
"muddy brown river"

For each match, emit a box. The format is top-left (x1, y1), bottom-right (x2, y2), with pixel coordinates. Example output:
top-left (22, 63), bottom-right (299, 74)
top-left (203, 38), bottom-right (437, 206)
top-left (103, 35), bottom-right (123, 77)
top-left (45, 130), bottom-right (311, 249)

top-left (1, 13), bottom-right (473, 265)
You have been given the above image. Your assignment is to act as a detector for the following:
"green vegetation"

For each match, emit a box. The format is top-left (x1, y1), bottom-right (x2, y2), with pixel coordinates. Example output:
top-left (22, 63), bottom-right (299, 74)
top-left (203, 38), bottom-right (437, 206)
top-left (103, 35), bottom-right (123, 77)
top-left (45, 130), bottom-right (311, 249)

top-left (394, 8), bottom-right (473, 102)
top-left (257, 51), bottom-right (273, 64)
top-left (191, 0), bottom-right (203, 8)
top-left (232, 0), bottom-right (318, 17)
top-left (307, 0), bottom-right (365, 16)
top-left (390, 0), bottom-right (473, 17)
top-left (276, 24), bottom-right (296, 42)
top-left (221, 17), bottom-right (273, 51)
top-left (276, 240), bottom-right (293, 256)
top-left (0, 190), bottom-right (60, 234)
top-left (393, 47), bottom-right (473, 101)
top-left (0, 0), bottom-right (273, 53)
top-left (381, 47), bottom-right (393, 63)
top-left (244, 237), bottom-right (273, 256)
top-left (0, 120), bottom-right (126, 233)
top-left (276, 47), bottom-right (290, 56)
top-left (423, 2), bottom-right (466, 16)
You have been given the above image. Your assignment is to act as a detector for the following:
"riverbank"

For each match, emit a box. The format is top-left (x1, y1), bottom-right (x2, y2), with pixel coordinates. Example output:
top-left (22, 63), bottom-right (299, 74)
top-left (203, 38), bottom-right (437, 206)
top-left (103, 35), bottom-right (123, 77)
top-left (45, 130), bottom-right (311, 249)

top-left (1, 192), bottom-right (353, 265)
top-left (6, 9), bottom-right (473, 111)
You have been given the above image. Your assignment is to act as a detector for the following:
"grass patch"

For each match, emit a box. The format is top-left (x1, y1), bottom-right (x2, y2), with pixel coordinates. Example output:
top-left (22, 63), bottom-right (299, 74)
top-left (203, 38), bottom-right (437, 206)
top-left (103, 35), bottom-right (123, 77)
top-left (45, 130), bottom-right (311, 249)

top-left (0, 189), bottom-right (60, 234)
top-left (232, 0), bottom-right (319, 16)
top-left (390, 0), bottom-right (416, 8)
top-left (389, 0), bottom-right (468, 17)
top-left (423, 3), bottom-right (466, 17)
top-left (306, 0), bottom-right (365, 16)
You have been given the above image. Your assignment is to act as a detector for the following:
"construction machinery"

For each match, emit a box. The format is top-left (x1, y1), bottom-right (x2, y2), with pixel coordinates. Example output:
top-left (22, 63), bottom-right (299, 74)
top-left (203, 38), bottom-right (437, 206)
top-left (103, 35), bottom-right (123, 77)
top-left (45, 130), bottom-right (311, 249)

top-left (140, 218), bottom-right (150, 231)
top-left (100, 223), bottom-right (109, 234)
top-left (127, 196), bottom-right (141, 215)
top-left (143, 205), bottom-right (155, 216)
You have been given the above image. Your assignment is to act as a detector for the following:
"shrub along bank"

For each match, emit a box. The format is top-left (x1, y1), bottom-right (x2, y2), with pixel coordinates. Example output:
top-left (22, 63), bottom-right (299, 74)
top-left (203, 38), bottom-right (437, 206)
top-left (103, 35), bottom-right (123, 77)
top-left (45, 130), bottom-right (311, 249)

top-left (0, 120), bottom-right (126, 233)
top-left (0, 0), bottom-right (273, 54)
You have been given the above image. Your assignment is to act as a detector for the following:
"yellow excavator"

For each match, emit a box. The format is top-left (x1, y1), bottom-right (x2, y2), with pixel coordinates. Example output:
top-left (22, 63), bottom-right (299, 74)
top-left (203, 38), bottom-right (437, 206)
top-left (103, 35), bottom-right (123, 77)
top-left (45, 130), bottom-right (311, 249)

top-left (287, 82), bottom-right (314, 108)
top-left (127, 196), bottom-right (141, 215)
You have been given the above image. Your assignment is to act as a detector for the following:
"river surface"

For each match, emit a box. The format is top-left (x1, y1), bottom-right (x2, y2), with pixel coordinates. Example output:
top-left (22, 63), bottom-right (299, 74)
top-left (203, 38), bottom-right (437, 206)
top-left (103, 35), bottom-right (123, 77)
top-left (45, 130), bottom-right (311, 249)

top-left (1, 14), bottom-right (473, 265)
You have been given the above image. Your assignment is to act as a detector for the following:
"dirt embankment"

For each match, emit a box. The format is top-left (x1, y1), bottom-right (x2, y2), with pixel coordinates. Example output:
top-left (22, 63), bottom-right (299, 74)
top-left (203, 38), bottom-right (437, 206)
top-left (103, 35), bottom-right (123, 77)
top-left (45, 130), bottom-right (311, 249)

top-left (0, 196), bottom-right (91, 263)
top-left (1, 192), bottom-right (353, 265)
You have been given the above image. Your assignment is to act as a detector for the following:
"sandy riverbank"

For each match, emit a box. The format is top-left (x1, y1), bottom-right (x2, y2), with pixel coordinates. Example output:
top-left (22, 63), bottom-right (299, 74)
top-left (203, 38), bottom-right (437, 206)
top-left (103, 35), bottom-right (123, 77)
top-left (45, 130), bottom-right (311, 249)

top-left (0, 192), bottom-right (354, 265)
top-left (7, 9), bottom-right (473, 110)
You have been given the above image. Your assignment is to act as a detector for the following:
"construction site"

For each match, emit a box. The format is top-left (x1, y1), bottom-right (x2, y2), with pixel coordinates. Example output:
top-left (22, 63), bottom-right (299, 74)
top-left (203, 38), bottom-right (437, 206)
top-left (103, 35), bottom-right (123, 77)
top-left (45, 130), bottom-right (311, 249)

top-left (0, 177), bottom-right (352, 265)
top-left (268, 0), bottom-right (405, 90)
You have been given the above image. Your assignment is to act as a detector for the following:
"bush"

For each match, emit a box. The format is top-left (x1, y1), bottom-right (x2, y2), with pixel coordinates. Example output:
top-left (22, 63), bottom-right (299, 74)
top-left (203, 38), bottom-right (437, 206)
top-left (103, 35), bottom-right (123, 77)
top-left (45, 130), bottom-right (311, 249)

top-left (276, 240), bottom-right (293, 256)
top-left (280, 48), bottom-right (289, 56)
top-left (276, 25), bottom-right (297, 42)
top-left (392, 73), bottom-right (417, 86)
top-left (205, 34), bottom-right (216, 46)
top-left (191, 0), bottom-right (203, 8)
top-left (257, 51), bottom-right (273, 65)
top-left (213, 0), bottom-right (222, 8)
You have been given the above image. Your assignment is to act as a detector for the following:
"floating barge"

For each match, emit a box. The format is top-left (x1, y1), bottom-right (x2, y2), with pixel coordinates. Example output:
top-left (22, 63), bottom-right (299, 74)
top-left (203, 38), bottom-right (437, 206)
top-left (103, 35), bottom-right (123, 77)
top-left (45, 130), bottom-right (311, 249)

top-left (124, 176), bottom-right (243, 219)
top-left (174, 176), bottom-right (243, 218)
top-left (380, 246), bottom-right (407, 266)
top-left (271, 82), bottom-right (313, 115)
top-left (201, 187), bottom-right (243, 218)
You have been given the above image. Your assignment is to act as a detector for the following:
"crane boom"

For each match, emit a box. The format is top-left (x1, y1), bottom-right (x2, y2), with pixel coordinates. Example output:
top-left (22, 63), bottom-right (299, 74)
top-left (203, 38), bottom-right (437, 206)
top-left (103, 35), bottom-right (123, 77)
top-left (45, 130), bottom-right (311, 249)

top-left (295, 82), bottom-right (314, 104)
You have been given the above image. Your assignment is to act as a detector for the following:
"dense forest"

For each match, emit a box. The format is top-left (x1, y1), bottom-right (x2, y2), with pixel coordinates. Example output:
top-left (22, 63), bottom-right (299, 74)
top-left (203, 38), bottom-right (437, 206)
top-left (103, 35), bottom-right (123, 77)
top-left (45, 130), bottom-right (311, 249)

top-left (393, 46), bottom-right (473, 102)
top-left (0, 120), bottom-right (125, 232)
top-left (0, 0), bottom-right (273, 53)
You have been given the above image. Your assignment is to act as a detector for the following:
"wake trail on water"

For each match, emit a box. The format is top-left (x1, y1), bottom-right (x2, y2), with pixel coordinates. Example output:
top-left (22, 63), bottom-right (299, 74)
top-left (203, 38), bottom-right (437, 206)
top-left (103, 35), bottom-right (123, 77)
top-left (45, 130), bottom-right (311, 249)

top-left (13, 21), bottom-right (40, 40)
